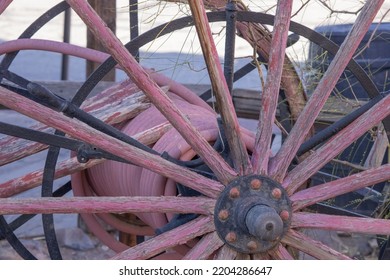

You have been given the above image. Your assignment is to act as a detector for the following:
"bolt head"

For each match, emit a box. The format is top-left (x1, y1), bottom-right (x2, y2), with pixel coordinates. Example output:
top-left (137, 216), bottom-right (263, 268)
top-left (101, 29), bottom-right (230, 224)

top-left (250, 179), bottom-right (262, 190)
top-left (229, 187), bottom-right (240, 198)
top-left (271, 188), bottom-right (282, 199)
top-left (218, 210), bottom-right (229, 221)
top-left (225, 232), bottom-right (237, 243)
top-left (280, 210), bottom-right (290, 221)
top-left (247, 241), bottom-right (258, 251)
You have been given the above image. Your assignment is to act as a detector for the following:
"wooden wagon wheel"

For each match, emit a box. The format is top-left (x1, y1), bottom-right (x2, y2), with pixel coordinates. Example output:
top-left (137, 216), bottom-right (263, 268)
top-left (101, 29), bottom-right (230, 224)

top-left (0, 0), bottom-right (389, 260)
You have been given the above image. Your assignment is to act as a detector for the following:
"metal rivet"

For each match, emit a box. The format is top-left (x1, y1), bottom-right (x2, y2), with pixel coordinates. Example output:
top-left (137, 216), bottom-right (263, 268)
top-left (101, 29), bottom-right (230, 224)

top-left (229, 187), bottom-right (240, 199)
top-left (250, 179), bottom-right (262, 190)
top-left (280, 210), bottom-right (290, 221)
top-left (225, 232), bottom-right (237, 243)
top-left (218, 210), bottom-right (229, 221)
top-left (247, 241), bottom-right (258, 251)
top-left (271, 188), bottom-right (282, 199)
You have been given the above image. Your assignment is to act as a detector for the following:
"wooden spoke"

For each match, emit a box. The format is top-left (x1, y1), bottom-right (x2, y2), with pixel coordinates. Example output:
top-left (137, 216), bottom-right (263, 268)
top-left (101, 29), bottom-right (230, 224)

top-left (269, 0), bottom-right (385, 182)
top-left (282, 230), bottom-right (351, 260)
top-left (188, 1), bottom-right (251, 175)
top-left (292, 213), bottom-right (390, 236)
top-left (269, 244), bottom-right (294, 260)
top-left (183, 231), bottom-right (223, 260)
top-left (0, 196), bottom-right (215, 215)
top-left (251, 0), bottom-right (293, 175)
top-left (0, 122), bottom-right (171, 198)
top-left (0, 86), bottom-right (223, 198)
top-left (0, 88), bottom-right (149, 166)
top-left (291, 164), bottom-right (390, 211)
top-left (66, 0), bottom-right (237, 185)
top-left (284, 93), bottom-right (390, 195)
top-left (111, 216), bottom-right (214, 260)
top-left (214, 245), bottom-right (237, 260)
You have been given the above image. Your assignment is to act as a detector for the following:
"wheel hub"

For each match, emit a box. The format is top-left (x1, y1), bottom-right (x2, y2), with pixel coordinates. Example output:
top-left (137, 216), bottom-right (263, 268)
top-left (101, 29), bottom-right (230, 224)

top-left (214, 175), bottom-right (292, 253)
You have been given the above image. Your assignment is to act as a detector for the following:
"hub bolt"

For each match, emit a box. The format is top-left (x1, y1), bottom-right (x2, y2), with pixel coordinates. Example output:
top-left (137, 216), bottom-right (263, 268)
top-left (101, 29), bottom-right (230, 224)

top-left (280, 210), bottom-right (290, 221)
top-left (271, 188), bottom-right (282, 200)
top-left (218, 210), bottom-right (229, 221)
top-left (247, 241), bottom-right (258, 251)
top-left (225, 232), bottom-right (237, 243)
top-left (250, 179), bottom-right (262, 190)
top-left (229, 187), bottom-right (240, 199)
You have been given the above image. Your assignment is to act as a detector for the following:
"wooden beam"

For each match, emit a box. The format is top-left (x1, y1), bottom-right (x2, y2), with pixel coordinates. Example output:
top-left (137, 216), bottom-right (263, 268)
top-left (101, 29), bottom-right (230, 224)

top-left (86, 0), bottom-right (116, 81)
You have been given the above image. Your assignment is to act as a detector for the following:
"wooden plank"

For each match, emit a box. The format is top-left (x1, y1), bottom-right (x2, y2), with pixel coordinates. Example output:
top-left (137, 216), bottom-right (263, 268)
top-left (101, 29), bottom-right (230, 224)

top-left (86, 0), bottom-right (116, 81)
top-left (0, 81), bottom-right (366, 124)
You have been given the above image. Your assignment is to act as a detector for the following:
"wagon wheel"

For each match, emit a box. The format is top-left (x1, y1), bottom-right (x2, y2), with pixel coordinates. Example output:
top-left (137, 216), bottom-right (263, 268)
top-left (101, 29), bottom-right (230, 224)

top-left (0, 0), bottom-right (390, 260)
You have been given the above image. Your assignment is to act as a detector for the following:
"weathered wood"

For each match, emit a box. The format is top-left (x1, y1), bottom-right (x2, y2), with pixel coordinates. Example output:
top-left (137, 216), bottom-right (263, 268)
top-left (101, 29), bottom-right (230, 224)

top-left (111, 216), bottom-right (214, 259)
top-left (188, 0), bottom-right (252, 176)
top-left (0, 38), bottom-right (212, 112)
top-left (284, 93), bottom-right (390, 195)
top-left (292, 213), bottom-right (390, 236)
top-left (269, 0), bottom-right (385, 182)
top-left (364, 123), bottom-right (389, 168)
top-left (269, 244), bottom-right (294, 260)
top-left (252, 0), bottom-right (293, 175)
top-left (0, 88), bottom-right (150, 166)
top-left (0, 196), bottom-right (215, 215)
top-left (291, 164), bottom-right (390, 211)
top-left (282, 230), bottom-right (351, 260)
top-left (0, 86), bottom-right (224, 198)
top-left (0, 0), bottom-right (12, 14)
top-left (183, 231), bottom-right (223, 260)
top-left (86, 0), bottom-right (116, 81)
top-left (214, 245), bottom-right (237, 260)
top-left (0, 122), bottom-right (171, 198)
top-left (67, 0), bottom-right (237, 185)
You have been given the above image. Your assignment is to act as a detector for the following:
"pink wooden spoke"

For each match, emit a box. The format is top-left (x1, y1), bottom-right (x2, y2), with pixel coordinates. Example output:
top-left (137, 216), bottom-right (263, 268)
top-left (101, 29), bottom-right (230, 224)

top-left (188, 1), bottom-right (252, 175)
top-left (0, 0), bottom-right (12, 14)
top-left (214, 245), bottom-right (237, 260)
top-left (291, 164), bottom-right (390, 211)
top-left (251, 0), bottom-right (293, 175)
top-left (292, 212), bottom-right (390, 236)
top-left (0, 87), bottom-right (223, 198)
top-left (282, 230), bottom-right (351, 260)
top-left (269, 0), bottom-right (385, 182)
top-left (269, 244), bottom-right (294, 260)
top-left (111, 216), bottom-right (214, 260)
top-left (0, 38), bottom-right (212, 113)
top-left (252, 253), bottom-right (271, 260)
top-left (66, 0), bottom-right (237, 185)
top-left (183, 231), bottom-right (223, 260)
top-left (0, 196), bottom-right (215, 215)
top-left (284, 93), bottom-right (390, 194)
top-left (0, 122), bottom-right (171, 198)
top-left (0, 90), bottom-right (149, 166)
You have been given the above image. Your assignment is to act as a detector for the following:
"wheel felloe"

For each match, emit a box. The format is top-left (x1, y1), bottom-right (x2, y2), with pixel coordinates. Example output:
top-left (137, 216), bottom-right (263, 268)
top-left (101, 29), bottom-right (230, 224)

top-left (214, 175), bottom-right (292, 253)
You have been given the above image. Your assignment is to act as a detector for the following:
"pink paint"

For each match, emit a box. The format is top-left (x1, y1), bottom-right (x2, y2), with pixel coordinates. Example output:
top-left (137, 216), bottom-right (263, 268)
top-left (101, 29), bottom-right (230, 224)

top-left (284, 93), bottom-right (390, 194)
top-left (252, 0), bottom-right (293, 175)
top-left (293, 212), bottom-right (390, 235)
top-left (269, 0), bottom-right (385, 181)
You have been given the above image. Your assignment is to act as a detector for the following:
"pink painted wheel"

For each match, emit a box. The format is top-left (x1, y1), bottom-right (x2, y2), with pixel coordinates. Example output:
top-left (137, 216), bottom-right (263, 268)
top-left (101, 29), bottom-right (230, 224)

top-left (0, 0), bottom-right (390, 260)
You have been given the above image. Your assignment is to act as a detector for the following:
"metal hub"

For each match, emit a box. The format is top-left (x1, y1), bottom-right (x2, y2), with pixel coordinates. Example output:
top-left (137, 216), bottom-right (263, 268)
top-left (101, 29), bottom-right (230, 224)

top-left (214, 175), bottom-right (292, 253)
